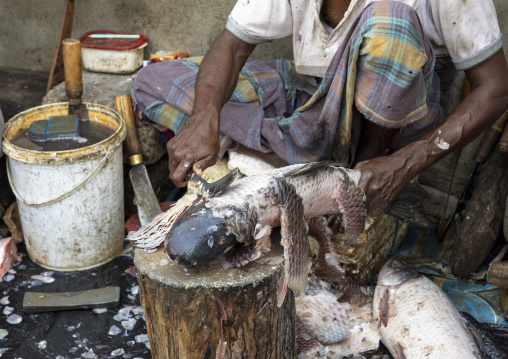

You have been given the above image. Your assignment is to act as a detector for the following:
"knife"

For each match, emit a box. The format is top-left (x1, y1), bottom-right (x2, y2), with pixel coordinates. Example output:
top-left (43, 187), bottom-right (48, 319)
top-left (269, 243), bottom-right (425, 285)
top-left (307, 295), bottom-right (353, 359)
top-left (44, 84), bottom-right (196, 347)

top-left (23, 287), bottom-right (120, 313)
top-left (114, 94), bottom-right (162, 226)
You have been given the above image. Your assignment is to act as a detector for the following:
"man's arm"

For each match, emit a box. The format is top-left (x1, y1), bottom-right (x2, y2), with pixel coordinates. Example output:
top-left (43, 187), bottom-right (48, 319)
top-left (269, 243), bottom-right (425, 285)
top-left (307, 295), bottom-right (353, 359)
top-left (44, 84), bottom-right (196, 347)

top-left (355, 50), bottom-right (508, 215)
top-left (167, 30), bottom-right (256, 186)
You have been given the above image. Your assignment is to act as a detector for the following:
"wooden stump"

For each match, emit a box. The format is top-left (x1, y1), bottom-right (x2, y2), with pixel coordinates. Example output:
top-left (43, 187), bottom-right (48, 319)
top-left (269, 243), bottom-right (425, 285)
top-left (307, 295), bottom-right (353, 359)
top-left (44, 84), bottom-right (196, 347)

top-left (134, 245), bottom-right (296, 359)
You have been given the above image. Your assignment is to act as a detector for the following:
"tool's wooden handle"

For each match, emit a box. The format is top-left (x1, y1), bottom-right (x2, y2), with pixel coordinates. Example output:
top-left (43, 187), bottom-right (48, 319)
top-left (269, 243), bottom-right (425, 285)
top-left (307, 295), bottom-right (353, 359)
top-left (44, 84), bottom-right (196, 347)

top-left (498, 112), bottom-right (508, 153)
top-left (474, 109), bottom-right (508, 164)
top-left (62, 38), bottom-right (83, 104)
top-left (114, 94), bottom-right (143, 165)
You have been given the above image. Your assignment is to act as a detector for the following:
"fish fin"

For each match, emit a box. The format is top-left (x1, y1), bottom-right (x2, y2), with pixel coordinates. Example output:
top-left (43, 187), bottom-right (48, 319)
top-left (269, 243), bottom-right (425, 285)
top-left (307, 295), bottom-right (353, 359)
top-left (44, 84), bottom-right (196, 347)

top-left (332, 170), bottom-right (367, 245)
top-left (127, 194), bottom-right (198, 249)
top-left (284, 160), bottom-right (347, 177)
top-left (187, 168), bottom-right (239, 199)
top-left (378, 288), bottom-right (389, 327)
top-left (385, 184), bottom-right (436, 229)
top-left (333, 275), bottom-right (372, 306)
top-left (394, 342), bottom-right (407, 359)
top-left (273, 178), bottom-right (311, 307)
top-left (308, 216), bottom-right (345, 282)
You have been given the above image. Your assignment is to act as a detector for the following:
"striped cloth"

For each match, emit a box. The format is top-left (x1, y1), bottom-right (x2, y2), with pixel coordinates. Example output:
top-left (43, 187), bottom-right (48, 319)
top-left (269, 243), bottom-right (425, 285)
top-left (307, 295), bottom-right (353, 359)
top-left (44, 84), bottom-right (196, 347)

top-left (133, 1), bottom-right (441, 165)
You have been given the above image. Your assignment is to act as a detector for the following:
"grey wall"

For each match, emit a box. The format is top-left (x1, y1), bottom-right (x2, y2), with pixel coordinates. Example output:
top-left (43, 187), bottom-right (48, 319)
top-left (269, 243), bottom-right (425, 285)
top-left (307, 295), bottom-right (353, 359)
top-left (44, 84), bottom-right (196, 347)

top-left (0, 0), bottom-right (507, 73)
top-left (0, 0), bottom-right (293, 73)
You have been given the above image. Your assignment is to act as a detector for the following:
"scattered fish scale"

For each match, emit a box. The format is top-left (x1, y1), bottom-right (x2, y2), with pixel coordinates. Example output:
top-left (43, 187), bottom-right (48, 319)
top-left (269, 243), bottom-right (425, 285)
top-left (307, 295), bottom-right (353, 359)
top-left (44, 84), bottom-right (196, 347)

top-left (6, 314), bottom-right (22, 324)
top-left (296, 293), bottom-right (350, 345)
top-left (2, 307), bottom-right (13, 316)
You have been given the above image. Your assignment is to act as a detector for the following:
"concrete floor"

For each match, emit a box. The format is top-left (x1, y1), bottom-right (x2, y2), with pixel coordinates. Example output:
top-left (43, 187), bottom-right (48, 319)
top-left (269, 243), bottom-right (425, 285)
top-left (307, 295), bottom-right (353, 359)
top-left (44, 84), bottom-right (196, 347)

top-left (0, 67), bottom-right (48, 121)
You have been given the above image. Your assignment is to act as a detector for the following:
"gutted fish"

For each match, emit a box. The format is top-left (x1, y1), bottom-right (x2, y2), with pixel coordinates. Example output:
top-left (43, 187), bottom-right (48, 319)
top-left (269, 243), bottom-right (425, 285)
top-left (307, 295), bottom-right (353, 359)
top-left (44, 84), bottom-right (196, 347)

top-left (130, 161), bottom-right (368, 306)
top-left (129, 161), bottom-right (429, 307)
top-left (373, 259), bottom-right (482, 359)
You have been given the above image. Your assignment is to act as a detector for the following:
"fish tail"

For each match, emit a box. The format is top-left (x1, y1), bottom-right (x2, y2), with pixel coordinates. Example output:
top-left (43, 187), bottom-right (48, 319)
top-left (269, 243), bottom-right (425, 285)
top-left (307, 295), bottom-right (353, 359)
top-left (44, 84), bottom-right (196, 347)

top-left (127, 194), bottom-right (197, 249)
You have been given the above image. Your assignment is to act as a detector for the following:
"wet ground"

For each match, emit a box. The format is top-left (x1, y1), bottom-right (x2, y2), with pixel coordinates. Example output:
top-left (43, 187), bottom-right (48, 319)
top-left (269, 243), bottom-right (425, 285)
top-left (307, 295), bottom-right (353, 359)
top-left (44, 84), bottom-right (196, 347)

top-left (0, 243), bottom-right (151, 358)
top-left (0, 67), bottom-right (48, 212)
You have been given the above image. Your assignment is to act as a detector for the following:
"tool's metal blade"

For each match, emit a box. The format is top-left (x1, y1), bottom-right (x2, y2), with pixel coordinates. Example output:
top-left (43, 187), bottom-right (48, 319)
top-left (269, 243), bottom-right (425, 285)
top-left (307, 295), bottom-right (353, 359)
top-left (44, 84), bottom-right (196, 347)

top-left (22, 287), bottom-right (120, 313)
top-left (68, 103), bottom-right (89, 122)
top-left (130, 164), bottom-right (163, 226)
top-left (186, 168), bottom-right (239, 198)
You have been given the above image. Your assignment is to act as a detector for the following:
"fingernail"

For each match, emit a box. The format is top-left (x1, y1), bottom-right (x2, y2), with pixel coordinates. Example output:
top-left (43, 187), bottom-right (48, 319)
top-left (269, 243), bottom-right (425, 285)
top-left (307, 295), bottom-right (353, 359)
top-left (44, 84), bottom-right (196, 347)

top-left (183, 162), bottom-right (190, 168)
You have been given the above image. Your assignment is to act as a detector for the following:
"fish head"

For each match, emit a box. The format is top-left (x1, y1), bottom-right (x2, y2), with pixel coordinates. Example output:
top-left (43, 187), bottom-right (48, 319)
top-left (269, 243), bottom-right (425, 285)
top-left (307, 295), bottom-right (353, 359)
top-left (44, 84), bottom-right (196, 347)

top-left (377, 258), bottom-right (419, 287)
top-left (164, 201), bottom-right (238, 268)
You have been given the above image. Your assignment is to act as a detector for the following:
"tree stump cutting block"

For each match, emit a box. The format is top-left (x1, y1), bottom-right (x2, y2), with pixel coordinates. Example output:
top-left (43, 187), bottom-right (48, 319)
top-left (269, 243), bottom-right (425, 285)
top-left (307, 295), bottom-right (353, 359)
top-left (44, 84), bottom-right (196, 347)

top-left (134, 245), bottom-right (296, 359)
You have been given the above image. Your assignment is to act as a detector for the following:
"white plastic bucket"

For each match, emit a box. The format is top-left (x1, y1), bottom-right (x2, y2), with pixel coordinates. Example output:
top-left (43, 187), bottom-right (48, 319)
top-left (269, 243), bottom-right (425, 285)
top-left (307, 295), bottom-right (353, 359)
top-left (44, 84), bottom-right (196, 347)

top-left (1, 103), bottom-right (126, 271)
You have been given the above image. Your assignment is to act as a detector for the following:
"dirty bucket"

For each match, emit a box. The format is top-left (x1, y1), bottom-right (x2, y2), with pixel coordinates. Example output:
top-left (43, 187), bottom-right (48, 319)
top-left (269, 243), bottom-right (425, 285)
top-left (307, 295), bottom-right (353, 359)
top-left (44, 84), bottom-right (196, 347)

top-left (1, 102), bottom-right (126, 271)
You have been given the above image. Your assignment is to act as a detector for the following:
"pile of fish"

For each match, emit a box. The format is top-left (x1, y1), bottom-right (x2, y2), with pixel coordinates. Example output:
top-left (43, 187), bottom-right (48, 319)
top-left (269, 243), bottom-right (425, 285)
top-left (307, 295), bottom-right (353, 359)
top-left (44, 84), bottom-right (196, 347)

top-left (128, 161), bottom-right (485, 358)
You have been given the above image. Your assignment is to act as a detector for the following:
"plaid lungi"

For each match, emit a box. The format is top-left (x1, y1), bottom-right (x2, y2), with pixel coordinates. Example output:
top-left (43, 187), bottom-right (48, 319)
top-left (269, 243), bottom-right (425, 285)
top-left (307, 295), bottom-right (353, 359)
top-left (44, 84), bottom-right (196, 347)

top-left (133, 1), bottom-right (442, 166)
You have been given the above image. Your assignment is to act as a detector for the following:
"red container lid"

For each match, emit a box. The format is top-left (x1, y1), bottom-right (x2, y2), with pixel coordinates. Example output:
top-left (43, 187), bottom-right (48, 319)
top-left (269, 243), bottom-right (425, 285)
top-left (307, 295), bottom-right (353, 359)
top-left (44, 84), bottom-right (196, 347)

top-left (80, 30), bottom-right (148, 51)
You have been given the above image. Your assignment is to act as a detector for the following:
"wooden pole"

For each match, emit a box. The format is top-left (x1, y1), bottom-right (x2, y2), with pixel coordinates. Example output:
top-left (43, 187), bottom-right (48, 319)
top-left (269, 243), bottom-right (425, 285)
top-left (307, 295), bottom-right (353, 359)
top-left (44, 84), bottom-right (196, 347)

top-left (134, 245), bottom-right (296, 359)
top-left (46, 0), bottom-right (75, 94)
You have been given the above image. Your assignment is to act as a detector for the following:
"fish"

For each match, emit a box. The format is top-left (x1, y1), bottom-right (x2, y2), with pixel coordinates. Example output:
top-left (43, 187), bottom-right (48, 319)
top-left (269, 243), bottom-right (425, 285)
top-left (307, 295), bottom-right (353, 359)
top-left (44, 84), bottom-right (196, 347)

top-left (130, 161), bottom-right (368, 307)
top-left (129, 161), bottom-right (430, 307)
top-left (0, 237), bottom-right (21, 278)
top-left (373, 259), bottom-right (483, 359)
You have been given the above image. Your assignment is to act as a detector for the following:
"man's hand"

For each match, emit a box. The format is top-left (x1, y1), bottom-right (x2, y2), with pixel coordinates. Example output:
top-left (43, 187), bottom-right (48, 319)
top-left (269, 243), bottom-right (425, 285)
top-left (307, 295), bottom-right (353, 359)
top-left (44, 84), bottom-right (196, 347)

top-left (165, 30), bottom-right (256, 187)
top-left (354, 51), bottom-right (508, 217)
top-left (167, 106), bottom-right (220, 187)
top-left (354, 155), bottom-right (413, 217)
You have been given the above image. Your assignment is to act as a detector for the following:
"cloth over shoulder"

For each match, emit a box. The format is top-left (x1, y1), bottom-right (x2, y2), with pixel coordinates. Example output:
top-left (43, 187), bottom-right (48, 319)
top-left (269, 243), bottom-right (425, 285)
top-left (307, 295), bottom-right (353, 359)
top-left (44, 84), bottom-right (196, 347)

top-left (226, 0), bottom-right (502, 77)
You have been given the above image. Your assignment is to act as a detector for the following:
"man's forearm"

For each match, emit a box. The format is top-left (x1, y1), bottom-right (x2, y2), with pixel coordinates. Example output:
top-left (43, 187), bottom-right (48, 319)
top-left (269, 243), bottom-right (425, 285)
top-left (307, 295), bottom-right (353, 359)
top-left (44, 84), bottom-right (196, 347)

top-left (191, 30), bottom-right (256, 120)
top-left (392, 51), bottom-right (508, 180)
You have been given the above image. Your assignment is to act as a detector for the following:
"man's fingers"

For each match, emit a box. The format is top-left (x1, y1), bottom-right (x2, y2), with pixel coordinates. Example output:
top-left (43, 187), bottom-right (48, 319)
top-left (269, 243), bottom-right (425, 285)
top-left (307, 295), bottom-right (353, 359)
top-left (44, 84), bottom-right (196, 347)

top-left (195, 154), bottom-right (218, 175)
top-left (170, 157), bottom-right (195, 187)
top-left (192, 163), bottom-right (203, 177)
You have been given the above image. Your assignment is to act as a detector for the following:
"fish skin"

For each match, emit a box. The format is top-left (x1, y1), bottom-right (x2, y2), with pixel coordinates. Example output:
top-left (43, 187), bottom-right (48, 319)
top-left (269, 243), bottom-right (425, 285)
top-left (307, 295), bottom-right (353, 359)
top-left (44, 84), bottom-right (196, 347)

top-left (373, 259), bottom-right (482, 359)
top-left (164, 162), bottom-right (367, 306)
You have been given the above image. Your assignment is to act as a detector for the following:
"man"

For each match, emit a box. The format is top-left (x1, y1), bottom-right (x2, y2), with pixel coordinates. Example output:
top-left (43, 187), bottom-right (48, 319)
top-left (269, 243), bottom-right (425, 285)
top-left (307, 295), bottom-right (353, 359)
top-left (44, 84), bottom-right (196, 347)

top-left (134, 0), bottom-right (508, 218)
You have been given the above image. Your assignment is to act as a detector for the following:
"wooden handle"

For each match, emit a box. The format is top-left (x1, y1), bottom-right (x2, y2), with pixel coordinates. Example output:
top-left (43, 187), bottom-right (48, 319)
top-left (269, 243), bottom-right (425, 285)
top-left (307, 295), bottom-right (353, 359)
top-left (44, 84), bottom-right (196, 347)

top-left (487, 261), bottom-right (508, 288)
top-left (474, 109), bottom-right (508, 164)
top-left (114, 94), bottom-right (143, 165)
top-left (62, 38), bottom-right (83, 105)
top-left (498, 112), bottom-right (508, 153)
